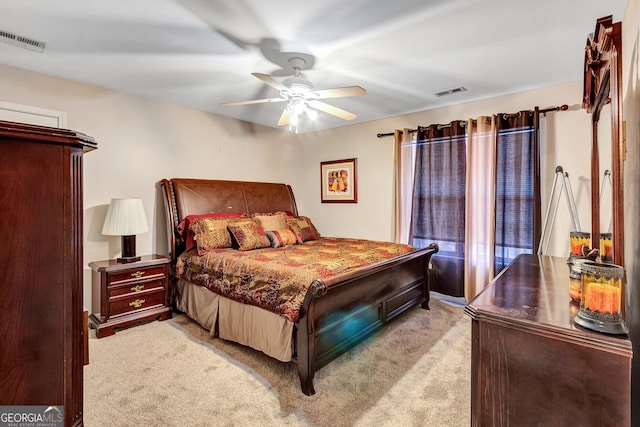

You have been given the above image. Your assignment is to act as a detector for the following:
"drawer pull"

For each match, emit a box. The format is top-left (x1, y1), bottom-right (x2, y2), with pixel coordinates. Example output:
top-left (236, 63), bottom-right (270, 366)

top-left (129, 299), bottom-right (145, 308)
top-left (131, 284), bottom-right (145, 292)
top-left (131, 271), bottom-right (145, 278)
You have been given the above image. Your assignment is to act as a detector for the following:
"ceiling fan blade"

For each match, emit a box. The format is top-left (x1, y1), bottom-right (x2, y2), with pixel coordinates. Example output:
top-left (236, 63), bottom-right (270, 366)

top-left (277, 108), bottom-right (293, 126)
top-left (313, 86), bottom-right (366, 99)
top-left (308, 100), bottom-right (357, 120)
top-left (252, 73), bottom-right (289, 92)
top-left (220, 97), bottom-right (286, 107)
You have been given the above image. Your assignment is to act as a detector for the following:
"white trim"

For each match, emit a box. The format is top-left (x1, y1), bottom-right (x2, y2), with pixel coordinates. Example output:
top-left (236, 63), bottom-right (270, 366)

top-left (0, 101), bottom-right (67, 128)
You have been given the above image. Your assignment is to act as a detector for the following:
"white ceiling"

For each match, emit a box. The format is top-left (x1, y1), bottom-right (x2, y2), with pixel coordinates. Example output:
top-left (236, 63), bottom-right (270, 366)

top-left (0, 0), bottom-right (629, 134)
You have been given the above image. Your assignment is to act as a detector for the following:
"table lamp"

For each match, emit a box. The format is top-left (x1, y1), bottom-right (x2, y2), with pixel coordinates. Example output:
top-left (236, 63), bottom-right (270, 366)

top-left (102, 198), bottom-right (149, 263)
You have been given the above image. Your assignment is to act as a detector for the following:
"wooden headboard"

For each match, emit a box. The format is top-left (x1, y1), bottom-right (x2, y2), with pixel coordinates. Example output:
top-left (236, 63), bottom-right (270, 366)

top-left (160, 178), bottom-right (298, 261)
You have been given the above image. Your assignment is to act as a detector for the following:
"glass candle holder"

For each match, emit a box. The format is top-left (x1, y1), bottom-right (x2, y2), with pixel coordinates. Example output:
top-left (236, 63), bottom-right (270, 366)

top-left (569, 231), bottom-right (591, 258)
top-left (600, 233), bottom-right (613, 263)
top-left (567, 258), bottom-right (586, 302)
top-left (574, 262), bottom-right (627, 335)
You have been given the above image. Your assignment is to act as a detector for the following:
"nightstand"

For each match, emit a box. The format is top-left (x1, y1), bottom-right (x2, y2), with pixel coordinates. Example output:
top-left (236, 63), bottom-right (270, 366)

top-left (89, 254), bottom-right (172, 338)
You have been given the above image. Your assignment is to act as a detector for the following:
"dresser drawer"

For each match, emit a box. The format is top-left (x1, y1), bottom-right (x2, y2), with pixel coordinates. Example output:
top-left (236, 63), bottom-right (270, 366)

top-left (109, 290), bottom-right (165, 317)
top-left (107, 265), bottom-right (166, 286)
top-left (108, 278), bottom-right (165, 298)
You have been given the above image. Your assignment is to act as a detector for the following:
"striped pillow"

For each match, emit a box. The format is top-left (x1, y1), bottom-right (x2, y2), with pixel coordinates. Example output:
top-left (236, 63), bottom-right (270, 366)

top-left (265, 229), bottom-right (298, 248)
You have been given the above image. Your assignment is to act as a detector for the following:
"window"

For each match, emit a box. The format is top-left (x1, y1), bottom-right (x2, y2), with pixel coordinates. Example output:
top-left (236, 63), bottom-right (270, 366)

top-left (494, 117), bottom-right (536, 274)
top-left (408, 114), bottom-right (538, 294)
top-left (410, 124), bottom-right (466, 257)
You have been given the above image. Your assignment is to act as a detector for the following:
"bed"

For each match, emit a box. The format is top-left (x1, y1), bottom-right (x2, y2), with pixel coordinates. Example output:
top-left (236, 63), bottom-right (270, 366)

top-left (160, 178), bottom-right (438, 395)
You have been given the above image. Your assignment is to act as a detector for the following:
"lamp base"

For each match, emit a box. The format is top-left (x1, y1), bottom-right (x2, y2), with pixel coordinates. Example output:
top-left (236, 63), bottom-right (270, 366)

top-left (118, 235), bottom-right (139, 263)
top-left (116, 256), bottom-right (141, 264)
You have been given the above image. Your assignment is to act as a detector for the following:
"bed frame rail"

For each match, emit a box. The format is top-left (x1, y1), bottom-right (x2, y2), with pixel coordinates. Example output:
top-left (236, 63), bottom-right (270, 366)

top-left (296, 243), bottom-right (438, 395)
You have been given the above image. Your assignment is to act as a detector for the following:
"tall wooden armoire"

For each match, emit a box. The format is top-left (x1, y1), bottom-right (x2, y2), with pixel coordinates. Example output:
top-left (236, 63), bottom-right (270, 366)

top-left (0, 120), bottom-right (97, 426)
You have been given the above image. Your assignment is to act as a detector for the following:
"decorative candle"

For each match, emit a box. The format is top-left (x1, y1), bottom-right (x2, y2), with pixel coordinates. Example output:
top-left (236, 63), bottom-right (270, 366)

top-left (582, 281), bottom-right (620, 314)
top-left (567, 258), bottom-right (588, 302)
top-left (574, 261), bottom-right (627, 335)
top-left (569, 277), bottom-right (581, 302)
top-left (600, 233), bottom-right (613, 263)
top-left (569, 231), bottom-right (591, 258)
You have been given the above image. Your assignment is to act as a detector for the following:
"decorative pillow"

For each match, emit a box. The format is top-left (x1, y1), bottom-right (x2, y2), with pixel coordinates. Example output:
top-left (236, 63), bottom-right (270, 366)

top-left (265, 229), bottom-right (299, 248)
top-left (286, 216), bottom-right (321, 243)
top-left (189, 217), bottom-right (233, 255)
top-left (227, 221), bottom-right (270, 251)
top-left (178, 212), bottom-right (248, 251)
top-left (252, 212), bottom-right (288, 231)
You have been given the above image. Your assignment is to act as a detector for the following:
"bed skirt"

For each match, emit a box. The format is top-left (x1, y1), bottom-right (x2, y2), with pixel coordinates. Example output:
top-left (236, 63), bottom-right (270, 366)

top-left (175, 278), bottom-right (294, 361)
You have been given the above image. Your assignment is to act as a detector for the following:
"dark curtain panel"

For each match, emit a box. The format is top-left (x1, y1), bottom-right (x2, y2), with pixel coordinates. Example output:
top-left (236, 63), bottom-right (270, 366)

top-left (410, 122), bottom-right (467, 256)
top-left (494, 111), bottom-right (538, 273)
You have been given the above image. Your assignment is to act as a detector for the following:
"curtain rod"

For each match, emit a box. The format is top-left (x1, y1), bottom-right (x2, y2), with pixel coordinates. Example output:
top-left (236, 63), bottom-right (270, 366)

top-left (376, 104), bottom-right (569, 138)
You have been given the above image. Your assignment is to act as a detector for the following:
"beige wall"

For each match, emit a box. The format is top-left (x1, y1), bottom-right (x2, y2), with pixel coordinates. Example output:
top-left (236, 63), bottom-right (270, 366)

top-left (0, 65), bottom-right (594, 308)
top-left (0, 63), bottom-right (303, 307)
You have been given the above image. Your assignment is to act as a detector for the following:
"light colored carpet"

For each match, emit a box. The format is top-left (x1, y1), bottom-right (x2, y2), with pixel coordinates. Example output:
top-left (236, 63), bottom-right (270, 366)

top-left (84, 299), bottom-right (470, 426)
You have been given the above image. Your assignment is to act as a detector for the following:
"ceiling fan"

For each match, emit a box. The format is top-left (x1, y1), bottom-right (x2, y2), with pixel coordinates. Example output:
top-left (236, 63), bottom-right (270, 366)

top-left (220, 57), bottom-right (366, 127)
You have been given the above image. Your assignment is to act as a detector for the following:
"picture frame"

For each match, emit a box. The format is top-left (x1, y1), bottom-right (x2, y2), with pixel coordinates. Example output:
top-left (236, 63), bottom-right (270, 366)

top-left (320, 158), bottom-right (357, 203)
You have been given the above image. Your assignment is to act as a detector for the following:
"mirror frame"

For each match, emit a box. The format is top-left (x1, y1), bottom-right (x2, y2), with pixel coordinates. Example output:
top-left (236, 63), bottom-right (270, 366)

top-left (582, 15), bottom-right (624, 266)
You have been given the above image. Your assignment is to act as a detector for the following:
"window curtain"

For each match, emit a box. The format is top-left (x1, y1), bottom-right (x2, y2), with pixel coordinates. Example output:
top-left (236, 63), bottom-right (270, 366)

top-left (404, 112), bottom-right (540, 301)
top-left (464, 116), bottom-right (496, 300)
top-left (409, 122), bottom-right (467, 255)
top-left (393, 129), bottom-right (416, 244)
top-left (494, 111), bottom-right (538, 274)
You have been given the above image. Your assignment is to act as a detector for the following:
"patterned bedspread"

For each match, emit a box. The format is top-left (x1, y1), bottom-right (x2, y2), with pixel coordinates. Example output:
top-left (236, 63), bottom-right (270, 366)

top-left (175, 237), bottom-right (414, 322)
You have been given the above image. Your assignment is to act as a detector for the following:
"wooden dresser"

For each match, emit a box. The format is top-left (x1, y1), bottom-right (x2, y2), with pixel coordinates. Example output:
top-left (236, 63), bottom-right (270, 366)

top-left (0, 120), bottom-right (96, 427)
top-left (465, 254), bottom-right (632, 426)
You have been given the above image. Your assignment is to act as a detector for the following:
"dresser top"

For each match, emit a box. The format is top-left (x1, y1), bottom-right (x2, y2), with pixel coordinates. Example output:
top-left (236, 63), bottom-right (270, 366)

top-left (464, 254), bottom-right (632, 353)
top-left (0, 119), bottom-right (97, 151)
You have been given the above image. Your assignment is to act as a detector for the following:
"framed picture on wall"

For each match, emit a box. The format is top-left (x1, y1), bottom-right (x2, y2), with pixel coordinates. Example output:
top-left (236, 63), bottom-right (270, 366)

top-left (320, 158), bottom-right (357, 203)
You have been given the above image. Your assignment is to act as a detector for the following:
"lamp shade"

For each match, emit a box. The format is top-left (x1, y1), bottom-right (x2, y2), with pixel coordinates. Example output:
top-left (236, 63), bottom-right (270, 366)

top-left (102, 198), bottom-right (149, 236)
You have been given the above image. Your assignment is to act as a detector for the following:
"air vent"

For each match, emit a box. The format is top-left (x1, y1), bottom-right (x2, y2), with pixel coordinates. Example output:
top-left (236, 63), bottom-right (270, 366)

top-left (434, 86), bottom-right (467, 97)
top-left (0, 30), bottom-right (45, 53)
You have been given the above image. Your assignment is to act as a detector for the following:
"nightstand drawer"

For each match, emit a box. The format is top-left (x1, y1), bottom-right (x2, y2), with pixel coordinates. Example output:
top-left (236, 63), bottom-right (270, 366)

top-left (108, 278), bottom-right (165, 298)
top-left (107, 265), bottom-right (166, 286)
top-left (109, 290), bottom-right (165, 317)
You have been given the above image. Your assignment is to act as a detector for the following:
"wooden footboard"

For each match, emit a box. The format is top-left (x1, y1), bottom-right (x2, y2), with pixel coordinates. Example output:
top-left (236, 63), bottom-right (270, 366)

top-left (295, 243), bottom-right (438, 395)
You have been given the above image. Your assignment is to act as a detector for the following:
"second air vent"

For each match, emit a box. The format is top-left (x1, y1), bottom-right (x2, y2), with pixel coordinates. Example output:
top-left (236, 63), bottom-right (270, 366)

top-left (434, 86), bottom-right (467, 97)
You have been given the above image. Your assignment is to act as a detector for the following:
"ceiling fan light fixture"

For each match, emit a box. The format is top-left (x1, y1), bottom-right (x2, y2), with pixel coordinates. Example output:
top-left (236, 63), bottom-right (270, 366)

top-left (288, 97), bottom-right (307, 115)
top-left (286, 98), bottom-right (318, 133)
top-left (221, 55), bottom-right (365, 130)
top-left (282, 76), bottom-right (315, 95)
